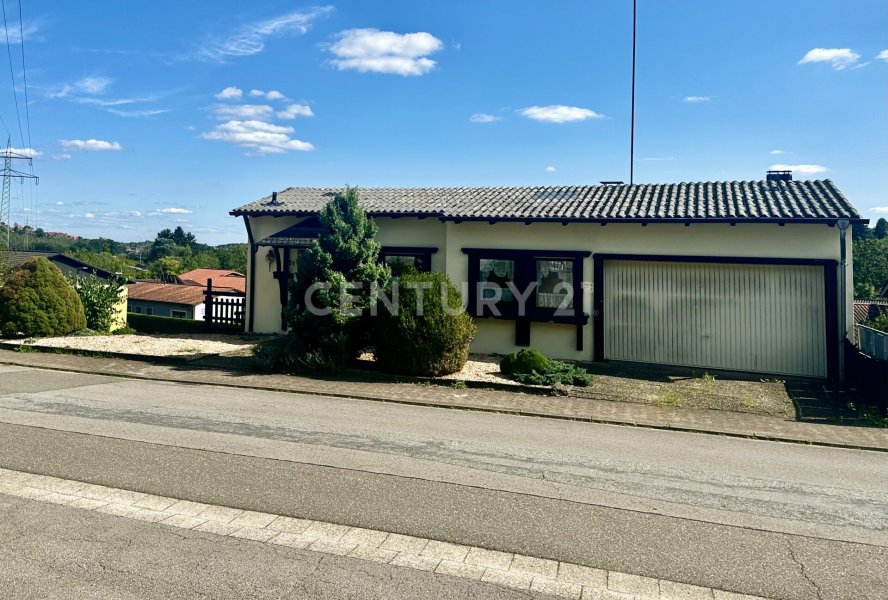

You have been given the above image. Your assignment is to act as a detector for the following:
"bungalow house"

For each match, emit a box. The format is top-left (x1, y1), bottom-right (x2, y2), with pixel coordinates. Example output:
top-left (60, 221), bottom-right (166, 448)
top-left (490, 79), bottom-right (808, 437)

top-left (3, 251), bottom-right (128, 330)
top-left (230, 175), bottom-right (865, 380)
top-left (127, 281), bottom-right (206, 320)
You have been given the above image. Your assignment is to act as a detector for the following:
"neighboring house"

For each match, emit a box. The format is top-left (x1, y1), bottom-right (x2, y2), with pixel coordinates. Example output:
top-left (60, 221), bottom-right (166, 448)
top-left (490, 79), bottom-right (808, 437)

top-left (179, 268), bottom-right (246, 295)
top-left (230, 175), bottom-right (865, 380)
top-left (127, 282), bottom-right (206, 320)
top-left (3, 251), bottom-right (128, 330)
top-left (854, 299), bottom-right (888, 325)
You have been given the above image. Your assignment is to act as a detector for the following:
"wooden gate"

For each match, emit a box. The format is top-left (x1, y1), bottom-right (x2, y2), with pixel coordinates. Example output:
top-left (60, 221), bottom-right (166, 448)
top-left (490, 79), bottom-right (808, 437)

top-left (204, 279), bottom-right (245, 332)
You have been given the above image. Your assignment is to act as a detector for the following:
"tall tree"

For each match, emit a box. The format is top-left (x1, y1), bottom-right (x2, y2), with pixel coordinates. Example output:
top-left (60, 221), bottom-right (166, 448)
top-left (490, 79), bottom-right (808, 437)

top-left (288, 187), bottom-right (391, 366)
top-left (874, 218), bottom-right (888, 240)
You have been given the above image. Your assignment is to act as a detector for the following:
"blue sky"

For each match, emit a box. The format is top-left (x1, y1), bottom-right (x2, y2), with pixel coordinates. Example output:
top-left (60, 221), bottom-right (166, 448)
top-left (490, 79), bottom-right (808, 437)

top-left (1, 0), bottom-right (886, 244)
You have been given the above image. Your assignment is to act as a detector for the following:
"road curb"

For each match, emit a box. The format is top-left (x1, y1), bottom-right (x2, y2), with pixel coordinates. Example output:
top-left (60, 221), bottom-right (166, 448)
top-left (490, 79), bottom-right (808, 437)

top-left (1, 351), bottom-right (885, 454)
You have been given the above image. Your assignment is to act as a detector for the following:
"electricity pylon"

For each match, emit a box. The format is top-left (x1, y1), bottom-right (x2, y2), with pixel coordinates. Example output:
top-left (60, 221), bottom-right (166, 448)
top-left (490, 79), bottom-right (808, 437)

top-left (1, 136), bottom-right (39, 252)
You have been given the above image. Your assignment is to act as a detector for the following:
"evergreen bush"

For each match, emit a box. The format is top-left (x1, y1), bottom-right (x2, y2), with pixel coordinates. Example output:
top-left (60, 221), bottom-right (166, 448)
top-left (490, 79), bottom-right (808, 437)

top-left (286, 187), bottom-right (390, 370)
top-left (0, 257), bottom-right (86, 337)
top-left (374, 271), bottom-right (476, 376)
top-left (500, 347), bottom-right (593, 387)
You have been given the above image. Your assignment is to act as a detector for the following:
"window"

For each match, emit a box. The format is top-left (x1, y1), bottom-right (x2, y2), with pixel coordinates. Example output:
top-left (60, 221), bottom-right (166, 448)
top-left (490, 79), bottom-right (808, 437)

top-left (134, 306), bottom-right (143, 314)
top-left (463, 248), bottom-right (590, 350)
top-left (479, 258), bottom-right (515, 302)
top-left (145, 307), bottom-right (154, 316)
top-left (170, 310), bottom-right (187, 319)
top-left (379, 247), bottom-right (437, 273)
top-left (536, 259), bottom-right (573, 309)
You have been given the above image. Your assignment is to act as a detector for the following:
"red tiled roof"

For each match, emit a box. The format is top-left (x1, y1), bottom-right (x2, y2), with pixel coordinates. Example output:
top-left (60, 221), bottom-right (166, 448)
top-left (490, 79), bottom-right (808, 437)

top-left (178, 269), bottom-right (246, 293)
top-left (128, 282), bottom-right (206, 306)
top-left (854, 300), bottom-right (888, 324)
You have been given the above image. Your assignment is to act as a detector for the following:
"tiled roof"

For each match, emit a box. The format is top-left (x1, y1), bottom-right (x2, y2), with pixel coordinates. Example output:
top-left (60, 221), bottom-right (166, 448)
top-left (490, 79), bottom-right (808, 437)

top-left (178, 269), bottom-right (246, 293)
top-left (128, 282), bottom-right (206, 306)
top-left (854, 300), bottom-right (888, 324)
top-left (230, 180), bottom-right (864, 223)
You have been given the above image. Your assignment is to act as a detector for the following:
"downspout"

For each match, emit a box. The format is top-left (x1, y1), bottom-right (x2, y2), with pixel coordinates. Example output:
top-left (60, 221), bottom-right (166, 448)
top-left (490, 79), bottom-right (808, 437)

top-left (837, 219), bottom-right (850, 382)
top-left (243, 215), bottom-right (257, 333)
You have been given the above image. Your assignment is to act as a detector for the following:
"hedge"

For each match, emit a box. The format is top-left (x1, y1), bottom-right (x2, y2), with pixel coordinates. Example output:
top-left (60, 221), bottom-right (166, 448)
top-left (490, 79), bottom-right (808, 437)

top-left (126, 313), bottom-right (230, 335)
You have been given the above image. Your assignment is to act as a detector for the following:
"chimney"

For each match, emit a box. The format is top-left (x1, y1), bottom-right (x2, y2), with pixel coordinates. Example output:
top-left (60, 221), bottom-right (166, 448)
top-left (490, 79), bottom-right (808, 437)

top-left (766, 170), bottom-right (792, 182)
top-left (266, 191), bottom-right (280, 206)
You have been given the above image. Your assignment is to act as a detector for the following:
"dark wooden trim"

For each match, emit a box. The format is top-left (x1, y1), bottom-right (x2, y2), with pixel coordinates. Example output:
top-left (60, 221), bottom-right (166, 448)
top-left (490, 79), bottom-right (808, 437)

top-left (593, 257), bottom-right (604, 361)
top-left (593, 253), bottom-right (834, 268)
top-left (515, 320), bottom-right (531, 346)
top-left (462, 248), bottom-right (591, 259)
top-left (824, 264), bottom-right (840, 381)
top-left (243, 216), bottom-right (256, 333)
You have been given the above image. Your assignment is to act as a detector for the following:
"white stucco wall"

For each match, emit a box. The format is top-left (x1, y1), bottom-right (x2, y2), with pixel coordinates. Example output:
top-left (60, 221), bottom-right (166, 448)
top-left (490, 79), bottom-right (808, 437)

top-left (241, 215), bottom-right (852, 367)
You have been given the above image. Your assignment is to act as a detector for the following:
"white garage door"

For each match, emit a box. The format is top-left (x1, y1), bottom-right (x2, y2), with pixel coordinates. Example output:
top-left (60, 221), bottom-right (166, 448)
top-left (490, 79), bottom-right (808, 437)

top-left (603, 260), bottom-right (827, 378)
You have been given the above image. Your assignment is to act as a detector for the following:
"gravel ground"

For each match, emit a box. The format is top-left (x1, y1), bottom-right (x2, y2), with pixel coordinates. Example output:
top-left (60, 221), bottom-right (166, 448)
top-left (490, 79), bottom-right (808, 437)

top-left (10, 337), bottom-right (793, 417)
top-left (12, 334), bottom-right (258, 357)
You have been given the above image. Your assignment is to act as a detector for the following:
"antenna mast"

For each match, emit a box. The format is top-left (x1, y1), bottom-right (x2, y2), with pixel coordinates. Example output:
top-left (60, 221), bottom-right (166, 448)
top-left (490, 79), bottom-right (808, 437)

top-left (629, 0), bottom-right (637, 185)
top-left (1, 136), bottom-right (39, 251)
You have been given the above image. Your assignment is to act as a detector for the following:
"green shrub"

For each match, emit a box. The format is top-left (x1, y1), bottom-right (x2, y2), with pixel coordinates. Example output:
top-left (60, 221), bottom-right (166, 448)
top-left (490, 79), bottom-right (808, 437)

top-left (0, 257), bottom-right (86, 337)
top-left (867, 312), bottom-right (888, 333)
top-left (500, 347), bottom-right (592, 387)
top-left (112, 326), bottom-right (137, 335)
top-left (65, 271), bottom-right (125, 332)
top-left (373, 271), bottom-right (477, 376)
top-left (500, 348), bottom-right (550, 375)
top-left (286, 187), bottom-right (391, 371)
top-left (252, 334), bottom-right (342, 376)
top-left (127, 313), bottom-right (212, 334)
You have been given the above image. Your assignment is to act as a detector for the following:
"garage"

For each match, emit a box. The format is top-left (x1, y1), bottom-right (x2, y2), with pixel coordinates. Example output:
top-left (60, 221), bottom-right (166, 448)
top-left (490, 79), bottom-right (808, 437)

top-left (596, 255), bottom-right (837, 378)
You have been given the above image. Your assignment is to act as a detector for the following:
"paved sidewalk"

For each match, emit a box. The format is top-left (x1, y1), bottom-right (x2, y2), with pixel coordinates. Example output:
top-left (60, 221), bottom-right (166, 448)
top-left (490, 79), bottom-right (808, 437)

top-left (0, 467), bottom-right (767, 599)
top-left (1, 349), bottom-right (886, 452)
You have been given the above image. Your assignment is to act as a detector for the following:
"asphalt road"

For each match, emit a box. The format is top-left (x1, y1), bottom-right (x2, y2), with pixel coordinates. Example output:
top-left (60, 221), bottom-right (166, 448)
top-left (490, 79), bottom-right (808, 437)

top-left (0, 364), bottom-right (886, 599)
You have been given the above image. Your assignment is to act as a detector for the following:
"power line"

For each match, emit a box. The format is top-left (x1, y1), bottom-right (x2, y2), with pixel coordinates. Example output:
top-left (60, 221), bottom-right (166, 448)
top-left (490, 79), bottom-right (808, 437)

top-left (1, 0), bottom-right (25, 149)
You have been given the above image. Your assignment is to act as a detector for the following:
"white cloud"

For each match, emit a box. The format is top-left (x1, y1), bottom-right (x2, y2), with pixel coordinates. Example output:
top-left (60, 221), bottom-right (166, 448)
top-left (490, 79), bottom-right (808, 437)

top-left (199, 7), bottom-right (334, 62)
top-left (128, 210), bottom-right (143, 217)
top-left (202, 119), bottom-right (314, 154)
top-left (769, 149), bottom-right (786, 155)
top-left (683, 95), bottom-right (710, 103)
top-left (158, 208), bottom-right (192, 215)
top-left (871, 207), bottom-right (888, 214)
top-left (212, 103), bottom-right (275, 119)
top-left (470, 113), bottom-right (500, 123)
top-left (3, 18), bottom-right (41, 44)
top-left (277, 103), bottom-right (313, 119)
top-left (769, 163), bottom-right (828, 175)
top-left (60, 139), bottom-right (123, 152)
top-left (520, 105), bottom-right (603, 123)
top-left (249, 89), bottom-right (287, 100)
top-left (2, 147), bottom-right (42, 158)
top-left (84, 212), bottom-right (95, 219)
top-left (215, 86), bottom-right (243, 100)
top-left (56, 201), bottom-right (64, 206)
top-left (798, 48), bottom-right (860, 70)
top-left (329, 28), bottom-right (443, 76)
top-left (877, 50), bottom-right (888, 62)
top-left (52, 153), bottom-right (72, 160)
top-left (51, 75), bottom-right (113, 98)
top-left (545, 166), bottom-right (556, 173)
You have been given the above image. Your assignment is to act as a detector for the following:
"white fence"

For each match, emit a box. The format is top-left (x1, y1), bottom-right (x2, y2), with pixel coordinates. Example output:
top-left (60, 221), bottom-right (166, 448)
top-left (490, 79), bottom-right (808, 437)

top-left (857, 325), bottom-right (888, 361)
